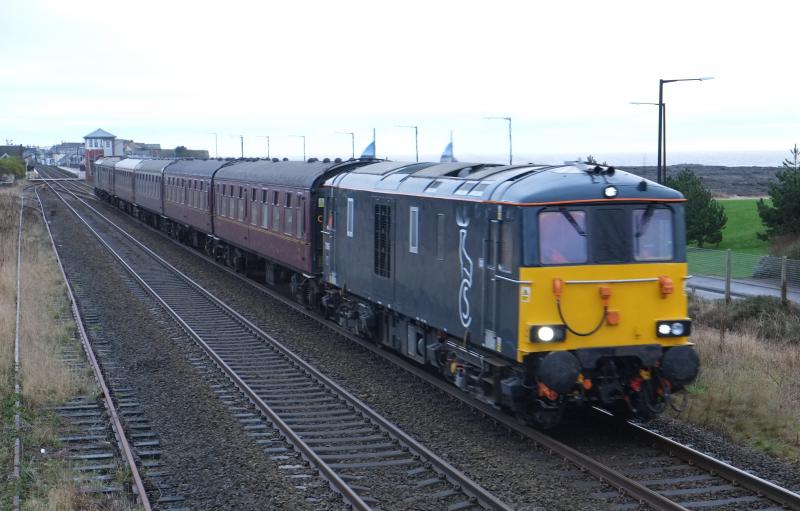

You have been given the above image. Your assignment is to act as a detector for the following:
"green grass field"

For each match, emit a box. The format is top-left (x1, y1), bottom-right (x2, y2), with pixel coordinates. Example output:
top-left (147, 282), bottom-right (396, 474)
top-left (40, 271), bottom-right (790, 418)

top-left (714, 198), bottom-right (770, 254)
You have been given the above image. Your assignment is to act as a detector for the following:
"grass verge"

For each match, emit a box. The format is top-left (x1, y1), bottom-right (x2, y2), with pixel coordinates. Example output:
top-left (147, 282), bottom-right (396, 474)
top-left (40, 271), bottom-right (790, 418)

top-left (678, 296), bottom-right (800, 460)
top-left (1, 185), bottom-right (137, 510)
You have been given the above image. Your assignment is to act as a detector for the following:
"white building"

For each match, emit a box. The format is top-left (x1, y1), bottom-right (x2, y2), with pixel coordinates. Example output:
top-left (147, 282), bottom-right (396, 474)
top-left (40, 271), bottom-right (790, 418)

top-left (84, 128), bottom-right (123, 156)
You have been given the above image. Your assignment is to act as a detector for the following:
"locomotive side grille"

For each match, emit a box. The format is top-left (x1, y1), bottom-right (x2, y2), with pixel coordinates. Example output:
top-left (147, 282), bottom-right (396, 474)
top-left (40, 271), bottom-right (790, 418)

top-left (374, 204), bottom-right (392, 278)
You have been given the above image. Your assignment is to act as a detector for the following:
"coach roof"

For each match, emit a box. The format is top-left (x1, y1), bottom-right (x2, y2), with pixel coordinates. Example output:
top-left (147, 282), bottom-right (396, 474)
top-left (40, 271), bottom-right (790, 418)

top-left (215, 160), bottom-right (340, 189)
top-left (165, 159), bottom-right (229, 178)
top-left (136, 159), bottom-right (175, 172)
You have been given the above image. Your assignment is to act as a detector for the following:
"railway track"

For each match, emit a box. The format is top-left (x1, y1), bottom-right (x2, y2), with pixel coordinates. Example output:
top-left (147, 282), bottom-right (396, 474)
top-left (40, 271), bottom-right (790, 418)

top-left (39, 170), bottom-right (511, 510)
top-left (38, 167), bottom-right (800, 510)
top-left (31, 185), bottom-right (154, 510)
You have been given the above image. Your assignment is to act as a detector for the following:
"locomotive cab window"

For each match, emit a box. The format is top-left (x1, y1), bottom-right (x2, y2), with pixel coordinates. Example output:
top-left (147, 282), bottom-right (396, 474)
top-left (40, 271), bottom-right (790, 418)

top-left (633, 207), bottom-right (674, 261)
top-left (539, 210), bottom-right (588, 265)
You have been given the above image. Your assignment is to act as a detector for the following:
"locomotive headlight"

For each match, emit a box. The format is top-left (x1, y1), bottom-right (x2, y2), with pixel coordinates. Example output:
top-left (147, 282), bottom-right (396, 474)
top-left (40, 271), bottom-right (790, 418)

top-left (531, 325), bottom-right (566, 342)
top-left (656, 320), bottom-right (692, 337)
top-left (603, 185), bottom-right (618, 198)
top-left (538, 326), bottom-right (555, 342)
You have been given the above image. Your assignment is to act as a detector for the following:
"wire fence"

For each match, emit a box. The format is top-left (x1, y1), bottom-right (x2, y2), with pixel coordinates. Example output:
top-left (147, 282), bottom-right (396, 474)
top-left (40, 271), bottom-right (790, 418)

top-left (688, 247), bottom-right (800, 301)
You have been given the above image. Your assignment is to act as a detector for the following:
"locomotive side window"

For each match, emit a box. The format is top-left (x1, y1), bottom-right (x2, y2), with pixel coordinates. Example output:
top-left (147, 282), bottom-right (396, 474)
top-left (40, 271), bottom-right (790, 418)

top-left (539, 210), bottom-right (587, 265)
top-left (499, 221), bottom-right (514, 272)
top-left (346, 198), bottom-right (354, 238)
top-left (633, 207), bottom-right (674, 261)
top-left (409, 206), bottom-right (419, 254)
top-left (436, 214), bottom-right (445, 260)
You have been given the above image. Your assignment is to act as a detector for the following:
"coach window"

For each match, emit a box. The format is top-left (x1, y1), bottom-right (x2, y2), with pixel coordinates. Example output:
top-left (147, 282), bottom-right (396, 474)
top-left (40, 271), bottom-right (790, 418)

top-left (272, 191), bottom-right (281, 231)
top-left (296, 195), bottom-right (304, 238)
top-left (261, 190), bottom-right (269, 229)
top-left (346, 197), bottom-right (354, 238)
top-left (409, 206), bottom-right (419, 254)
top-left (284, 193), bottom-right (293, 235)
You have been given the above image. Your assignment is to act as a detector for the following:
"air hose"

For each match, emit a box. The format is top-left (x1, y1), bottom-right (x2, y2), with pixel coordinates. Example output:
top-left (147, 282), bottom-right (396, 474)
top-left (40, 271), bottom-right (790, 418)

top-left (556, 300), bottom-right (607, 337)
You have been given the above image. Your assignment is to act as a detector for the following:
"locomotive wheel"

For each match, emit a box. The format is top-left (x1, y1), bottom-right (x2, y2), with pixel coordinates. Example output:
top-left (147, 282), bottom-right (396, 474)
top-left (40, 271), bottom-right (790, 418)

top-left (521, 399), bottom-right (565, 430)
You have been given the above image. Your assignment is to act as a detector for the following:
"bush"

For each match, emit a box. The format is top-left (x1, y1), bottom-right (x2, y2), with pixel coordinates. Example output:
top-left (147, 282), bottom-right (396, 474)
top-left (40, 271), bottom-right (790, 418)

top-left (690, 295), bottom-right (800, 343)
top-left (0, 157), bottom-right (24, 178)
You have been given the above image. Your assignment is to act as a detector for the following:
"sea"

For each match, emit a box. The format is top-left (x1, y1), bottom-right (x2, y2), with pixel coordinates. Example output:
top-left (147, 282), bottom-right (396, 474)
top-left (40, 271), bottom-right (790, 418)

top-left (456, 150), bottom-right (790, 168)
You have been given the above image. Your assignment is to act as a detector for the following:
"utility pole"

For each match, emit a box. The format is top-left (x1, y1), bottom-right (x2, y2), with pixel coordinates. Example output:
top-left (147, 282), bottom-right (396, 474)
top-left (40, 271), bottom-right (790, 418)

top-left (396, 125), bottom-right (419, 162)
top-left (485, 116), bottom-right (512, 165)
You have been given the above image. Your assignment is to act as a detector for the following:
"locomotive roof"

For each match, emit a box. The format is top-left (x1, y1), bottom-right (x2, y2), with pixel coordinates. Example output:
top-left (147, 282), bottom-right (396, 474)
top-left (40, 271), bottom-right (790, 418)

top-left (215, 160), bottom-right (340, 189)
top-left (326, 161), bottom-right (684, 204)
top-left (164, 159), bottom-right (230, 177)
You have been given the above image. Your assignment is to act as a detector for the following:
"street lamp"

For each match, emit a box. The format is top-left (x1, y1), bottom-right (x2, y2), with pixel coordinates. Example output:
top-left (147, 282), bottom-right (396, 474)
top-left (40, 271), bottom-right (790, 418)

top-left (208, 132), bottom-right (218, 158)
top-left (630, 102), bottom-right (663, 175)
top-left (396, 125), bottom-right (419, 162)
top-left (256, 136), bottom-right (270, 159)
top-left (484, 116), bottom-right (513, 165)
top-left (657, 77), bottom-right (714, 183)
top-left (337, 131), bottom-right (355, 159)
top-left (291, 135), bottom-right (306, 161)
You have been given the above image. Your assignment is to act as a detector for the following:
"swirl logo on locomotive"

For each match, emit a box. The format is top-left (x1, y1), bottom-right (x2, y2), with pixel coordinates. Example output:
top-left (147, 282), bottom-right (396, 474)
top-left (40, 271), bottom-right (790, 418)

top-left (456, 210), bottom-right (473, 328)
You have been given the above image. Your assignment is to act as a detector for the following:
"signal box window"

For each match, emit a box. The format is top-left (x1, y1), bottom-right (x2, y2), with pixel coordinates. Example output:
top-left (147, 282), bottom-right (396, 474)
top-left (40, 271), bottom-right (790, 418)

top-left (539, 210), bottom-right (587, 265)
top-left (633, 208), bottom-right (674, 261)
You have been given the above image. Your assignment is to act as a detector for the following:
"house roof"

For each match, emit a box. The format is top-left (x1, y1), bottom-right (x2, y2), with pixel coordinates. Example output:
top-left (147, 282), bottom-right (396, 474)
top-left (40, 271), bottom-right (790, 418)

top-left (84, 128), bottom-right (116, 139)
top-left (0, 145), bottom-right (23, 158)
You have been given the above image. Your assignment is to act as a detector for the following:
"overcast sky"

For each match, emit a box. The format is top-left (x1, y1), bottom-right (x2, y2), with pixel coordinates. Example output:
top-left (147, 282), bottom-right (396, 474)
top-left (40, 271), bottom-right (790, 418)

top-left (2, 0), bottom-right (799, 164)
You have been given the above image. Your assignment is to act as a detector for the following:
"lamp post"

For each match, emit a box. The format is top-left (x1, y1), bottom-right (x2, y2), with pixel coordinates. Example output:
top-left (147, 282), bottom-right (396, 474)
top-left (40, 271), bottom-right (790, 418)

top-left (657, 77), bottom-right (713, 183)
top-left (396, 125), bottom-right (419, 162)
top-left (337, 131), bottom-right (355, 159)
top-left (630, 102), bottom-right (663, 178)
top-left (484, 116), bottom-right (512, 165)
top-left (256, 136), bottom-right (270, 159)
top-left (209, 132), bottom-right (218, 158)
top-left (291, 135), bottom-right (306, 161)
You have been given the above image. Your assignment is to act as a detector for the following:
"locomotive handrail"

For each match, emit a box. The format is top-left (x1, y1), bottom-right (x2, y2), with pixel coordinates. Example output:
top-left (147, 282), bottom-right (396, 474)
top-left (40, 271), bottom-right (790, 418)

top-left (565, 277), bottom-right (660, 284)
top-left (492, 274), bottom-right (532, 284)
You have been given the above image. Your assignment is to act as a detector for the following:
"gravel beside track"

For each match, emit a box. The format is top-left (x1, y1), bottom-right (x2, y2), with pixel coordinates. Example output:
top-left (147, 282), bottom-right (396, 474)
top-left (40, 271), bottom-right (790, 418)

top-left (39, 185), bottom-right (341, 510)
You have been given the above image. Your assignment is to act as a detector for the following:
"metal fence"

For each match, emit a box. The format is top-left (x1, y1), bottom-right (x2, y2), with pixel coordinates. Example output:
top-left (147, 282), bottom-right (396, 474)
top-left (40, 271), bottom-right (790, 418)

top-left (687, 247), bottom-right (800, 302)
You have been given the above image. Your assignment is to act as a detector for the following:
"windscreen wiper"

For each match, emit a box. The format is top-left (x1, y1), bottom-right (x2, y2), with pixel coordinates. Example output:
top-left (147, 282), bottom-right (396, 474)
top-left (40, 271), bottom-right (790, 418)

top-left (635, 204), bottom-right (655, 238)
top-left (559, 208), bottom-right (586, 237)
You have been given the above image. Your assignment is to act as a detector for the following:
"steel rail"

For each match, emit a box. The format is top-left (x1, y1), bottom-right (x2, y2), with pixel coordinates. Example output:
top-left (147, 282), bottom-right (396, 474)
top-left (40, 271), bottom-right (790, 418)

top-left (34, 185), bottom-right (153, 510)
top-left (44, 177), bottom-right (511, 510)
top-left (621, 417), bottom-right (800, 510)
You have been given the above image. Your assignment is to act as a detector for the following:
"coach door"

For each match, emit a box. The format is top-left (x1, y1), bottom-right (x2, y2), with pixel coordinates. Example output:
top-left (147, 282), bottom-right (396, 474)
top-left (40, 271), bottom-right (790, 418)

top-left (371, 197), bottom-right (395, 305)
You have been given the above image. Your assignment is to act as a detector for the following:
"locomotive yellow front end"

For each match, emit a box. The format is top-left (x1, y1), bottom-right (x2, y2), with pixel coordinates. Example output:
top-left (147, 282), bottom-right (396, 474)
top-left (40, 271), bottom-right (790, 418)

top-left (507, 175), bottom-right (699, 425)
